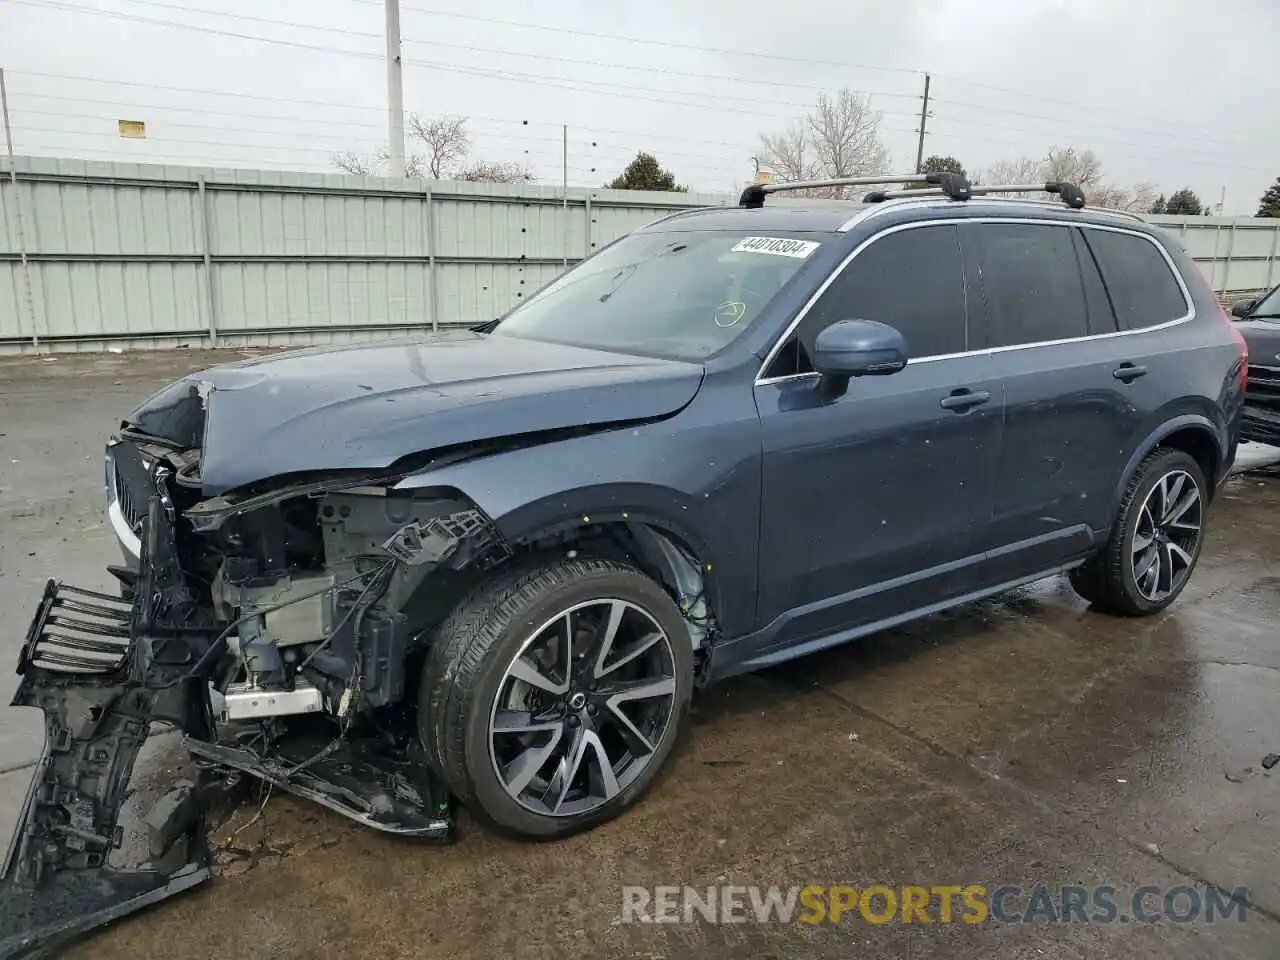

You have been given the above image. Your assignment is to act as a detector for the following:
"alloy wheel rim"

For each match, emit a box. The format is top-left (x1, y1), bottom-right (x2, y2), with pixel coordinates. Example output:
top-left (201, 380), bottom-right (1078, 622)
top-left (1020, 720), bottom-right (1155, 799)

top-left (488, 598), bottom-right (677, 818)
top-left (1131, 469), bottom-right (1203, 602)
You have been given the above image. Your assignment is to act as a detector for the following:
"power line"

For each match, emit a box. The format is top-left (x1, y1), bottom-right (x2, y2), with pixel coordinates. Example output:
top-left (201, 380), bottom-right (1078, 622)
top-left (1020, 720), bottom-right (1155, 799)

top-left (11, 122), bottom-right (748, 175)
top-left (9, 69), bottom-right (390, 115)
top-left (3, 0), bottom-right (385, 60)
top-left (373, 0), bottom-right (1255, 144)
top-left (40, 0), bottom-right (924, 101)
top-left (925, 113), bottom-right (1261, 168)
top-left (3, 0), bottom-right (1263, 179)
top-left (5, 76), bottom-right (778, 158)
top-left (8, 104), bottom-right (761, 169)
top-left (931, 97), bottom-right (1261, 150)
top-left (1, 0), bottom-right (921, 119)
top-left (923, 128), bottom-right (1274, 174)
top-left (347, 0), bottom-right (920, 77)
top-left (6, 71), bottom-right (773, 152)
top-left (931, 74), bottom-right (1233, 135)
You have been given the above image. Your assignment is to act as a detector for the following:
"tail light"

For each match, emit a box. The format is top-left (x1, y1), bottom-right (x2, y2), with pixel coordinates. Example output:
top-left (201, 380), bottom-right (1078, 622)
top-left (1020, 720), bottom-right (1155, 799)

top-left (1221, 305), bottom-right (1249, 391)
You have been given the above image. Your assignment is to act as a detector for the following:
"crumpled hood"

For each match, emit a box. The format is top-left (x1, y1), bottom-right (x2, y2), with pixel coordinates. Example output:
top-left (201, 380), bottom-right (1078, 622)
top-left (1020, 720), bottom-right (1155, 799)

top-left (125, 331), bottom-right (704, 495)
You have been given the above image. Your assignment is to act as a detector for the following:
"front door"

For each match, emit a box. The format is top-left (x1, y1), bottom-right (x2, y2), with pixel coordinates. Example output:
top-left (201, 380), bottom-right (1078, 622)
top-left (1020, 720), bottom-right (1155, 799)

top-left (746, 222), bottom-right (1003, 663)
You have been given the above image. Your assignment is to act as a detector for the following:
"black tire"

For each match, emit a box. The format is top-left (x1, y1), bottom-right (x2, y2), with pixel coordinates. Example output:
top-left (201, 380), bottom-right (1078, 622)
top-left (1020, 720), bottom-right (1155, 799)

top-left (418, 556), bottom-right (694, 839)
top-left (1069, 447), bottom-right (1208, 616)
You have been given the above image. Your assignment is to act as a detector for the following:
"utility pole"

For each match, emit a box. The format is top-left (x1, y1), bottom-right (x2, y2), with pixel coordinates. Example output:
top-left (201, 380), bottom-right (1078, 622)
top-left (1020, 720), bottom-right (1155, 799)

top-left (562, 125), bottom-right (568, 268)
top-left (914, 72), bottom-right (931, 174)
top-left (0, 68), bottom-right (39, 351)
top-left (385, 0), bottom-right (405, 177)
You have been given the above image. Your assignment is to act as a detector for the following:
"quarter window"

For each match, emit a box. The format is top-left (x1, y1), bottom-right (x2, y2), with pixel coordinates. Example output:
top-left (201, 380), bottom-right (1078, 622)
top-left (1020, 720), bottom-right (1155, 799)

top-left (1081, 228), bottom-right (1188, 331)
top-left (972, 223), bottom-right (1090, 348)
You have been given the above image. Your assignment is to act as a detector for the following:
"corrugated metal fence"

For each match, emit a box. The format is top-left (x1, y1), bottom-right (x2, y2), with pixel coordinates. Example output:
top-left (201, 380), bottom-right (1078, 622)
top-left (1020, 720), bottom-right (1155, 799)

top-left (0, 156), bottom-right (728, 352)
top-left (3, 155), bottom-right (1279, 353)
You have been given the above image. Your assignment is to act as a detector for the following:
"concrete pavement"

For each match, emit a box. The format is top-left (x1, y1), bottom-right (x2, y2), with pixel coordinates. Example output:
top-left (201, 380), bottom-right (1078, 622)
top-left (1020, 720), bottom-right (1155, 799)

top-left (0, 350), bottom-right (1277, 959)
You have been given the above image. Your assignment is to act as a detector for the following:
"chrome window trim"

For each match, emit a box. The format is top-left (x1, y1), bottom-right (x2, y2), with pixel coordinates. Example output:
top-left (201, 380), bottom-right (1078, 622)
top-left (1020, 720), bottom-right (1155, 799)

top-left (755, 217), bottom-right (1196, 387)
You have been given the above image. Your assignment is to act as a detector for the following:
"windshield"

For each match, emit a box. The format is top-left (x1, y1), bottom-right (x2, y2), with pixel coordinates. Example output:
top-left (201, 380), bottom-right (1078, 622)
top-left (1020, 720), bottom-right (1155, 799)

top-left (1249, 285), bottom-right (1280, 318)
top-left (490, 229), bottom-right (823, 360)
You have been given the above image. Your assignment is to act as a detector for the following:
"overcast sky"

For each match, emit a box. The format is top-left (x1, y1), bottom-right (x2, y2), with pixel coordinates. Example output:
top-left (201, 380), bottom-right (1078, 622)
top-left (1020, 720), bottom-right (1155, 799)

top-left (1, 0), bottom-right (1276, 212)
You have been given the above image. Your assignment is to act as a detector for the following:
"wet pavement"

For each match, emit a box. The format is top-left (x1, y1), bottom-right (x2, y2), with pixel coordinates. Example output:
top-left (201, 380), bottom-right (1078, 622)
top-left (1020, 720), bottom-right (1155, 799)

top-left (0, 351), bottom-right (1278, 959)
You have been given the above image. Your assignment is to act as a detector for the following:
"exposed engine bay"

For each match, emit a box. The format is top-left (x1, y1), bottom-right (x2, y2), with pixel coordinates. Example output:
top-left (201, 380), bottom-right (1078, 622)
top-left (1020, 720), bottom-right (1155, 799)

top-left (0, 426), bottom-right (711, 958)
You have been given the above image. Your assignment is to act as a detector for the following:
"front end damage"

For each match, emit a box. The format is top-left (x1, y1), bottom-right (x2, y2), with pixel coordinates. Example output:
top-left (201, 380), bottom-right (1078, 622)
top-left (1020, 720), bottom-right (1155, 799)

top-left (1, 443), bottom-right (511, 957)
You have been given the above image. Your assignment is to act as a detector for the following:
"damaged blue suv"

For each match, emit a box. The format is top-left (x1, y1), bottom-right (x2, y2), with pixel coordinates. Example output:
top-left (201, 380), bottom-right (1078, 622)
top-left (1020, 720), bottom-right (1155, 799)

top-left (2, 173), bottom-right (1247, 954)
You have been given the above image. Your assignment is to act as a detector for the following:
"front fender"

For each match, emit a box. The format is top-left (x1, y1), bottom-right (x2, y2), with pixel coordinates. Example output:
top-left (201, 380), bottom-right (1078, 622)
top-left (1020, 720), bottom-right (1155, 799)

top-left (394, 398), bottom-right (763, 638)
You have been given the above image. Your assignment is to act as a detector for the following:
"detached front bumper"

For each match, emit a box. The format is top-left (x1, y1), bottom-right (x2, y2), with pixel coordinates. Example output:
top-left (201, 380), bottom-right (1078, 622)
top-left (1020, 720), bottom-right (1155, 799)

top-left (0, 579), bottom-right (216, 960)
top-left (3, 477), bottom-right (455, 957)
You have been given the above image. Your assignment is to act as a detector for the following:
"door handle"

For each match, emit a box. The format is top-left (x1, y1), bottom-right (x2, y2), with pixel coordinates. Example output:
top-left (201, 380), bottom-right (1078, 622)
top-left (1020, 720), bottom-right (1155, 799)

top-left (1113, 363), bottom-right (1148, 382)
top-left (940, 388), bottom-right (992, 411)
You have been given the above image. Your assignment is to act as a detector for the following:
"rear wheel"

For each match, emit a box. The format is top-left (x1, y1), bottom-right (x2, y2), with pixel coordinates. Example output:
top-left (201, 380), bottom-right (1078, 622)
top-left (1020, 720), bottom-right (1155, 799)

top-left (418, 556), bottom-right (693, 838)
top-left (1069, 447), bottom-right (1207, 616)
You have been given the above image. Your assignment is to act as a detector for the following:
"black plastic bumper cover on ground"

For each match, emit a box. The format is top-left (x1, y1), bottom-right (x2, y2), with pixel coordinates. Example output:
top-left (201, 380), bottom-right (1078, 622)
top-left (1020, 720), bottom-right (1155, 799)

top-left (0, 580), bottom-right (216, 960)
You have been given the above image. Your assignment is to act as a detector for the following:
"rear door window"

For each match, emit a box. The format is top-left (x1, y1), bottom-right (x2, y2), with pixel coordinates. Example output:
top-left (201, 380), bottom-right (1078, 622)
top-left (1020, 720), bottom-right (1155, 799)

top-left (1071, 228), bottom-right (1118, 334)
top-left (1080, 228), bottom-right (1189, 331)
top-left (971, 222), bottom-right (1090, 348)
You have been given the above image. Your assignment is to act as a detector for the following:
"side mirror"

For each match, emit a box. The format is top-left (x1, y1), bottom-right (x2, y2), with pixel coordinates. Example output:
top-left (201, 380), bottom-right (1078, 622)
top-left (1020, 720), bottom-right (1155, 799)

top-left (812, 319), bottom-right (908, 398)
top-left (1229, 299), bottom-right (1255, 319)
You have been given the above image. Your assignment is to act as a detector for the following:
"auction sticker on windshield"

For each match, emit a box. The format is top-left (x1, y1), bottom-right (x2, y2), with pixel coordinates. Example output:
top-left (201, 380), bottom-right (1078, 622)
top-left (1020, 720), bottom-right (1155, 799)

top-left (731, 236), bottom-right (821, 258)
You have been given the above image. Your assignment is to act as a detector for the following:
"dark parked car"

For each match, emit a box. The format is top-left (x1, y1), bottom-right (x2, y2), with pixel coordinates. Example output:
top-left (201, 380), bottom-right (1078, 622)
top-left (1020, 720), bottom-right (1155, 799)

top-left (2, 173), bottom-right (1248, 952)
top-left (1230, 283), bottom-right (1280, 445)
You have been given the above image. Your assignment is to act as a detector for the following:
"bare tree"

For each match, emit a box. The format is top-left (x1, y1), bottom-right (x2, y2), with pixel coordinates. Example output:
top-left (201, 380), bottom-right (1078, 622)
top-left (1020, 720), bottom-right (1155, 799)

top-left (758, 88), bottom-right (890, 198)
top-left (1089, 182), bottom-right (1160, 212)
top-left (1042, 146), bottom-right (1104, 191)
top-left (407, 114), bottom-right (470, 179)
top-left (975, 146), bottom-right (1155, 210)
top-left (972, 157), bottom-right (1043, 193)
top-left (330, 148), bottom-right (425, 178)
top-left (331, 114), bottom-right (529, 183)
top-left (456, 159), bottom-right (535, 184)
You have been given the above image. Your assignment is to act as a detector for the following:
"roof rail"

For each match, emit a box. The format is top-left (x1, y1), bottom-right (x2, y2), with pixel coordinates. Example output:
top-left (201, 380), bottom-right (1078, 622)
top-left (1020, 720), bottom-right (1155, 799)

top-left (740, 173), bottom-right (1087, 211)
top-left (861, 179), bottom-right (1086, 210)
top-left (737, 172), bottom-right (966, 209)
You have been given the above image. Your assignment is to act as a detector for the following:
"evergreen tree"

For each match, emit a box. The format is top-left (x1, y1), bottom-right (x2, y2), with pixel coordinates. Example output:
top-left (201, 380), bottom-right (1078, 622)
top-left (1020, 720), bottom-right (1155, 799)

top-left (607, 153), bottom-right (686, 192)
top-left (1258, 177), bottom-right (1280, 218)
top-left (905, 155), bottom-right (967, 190)
top-left (1165, 188), bottom-right (1203, 216)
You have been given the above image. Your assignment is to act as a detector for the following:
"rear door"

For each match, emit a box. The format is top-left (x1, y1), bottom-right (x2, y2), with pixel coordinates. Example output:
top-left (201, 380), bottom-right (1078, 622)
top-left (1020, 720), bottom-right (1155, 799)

top-left (966, 219), bottom-right (1140, 581)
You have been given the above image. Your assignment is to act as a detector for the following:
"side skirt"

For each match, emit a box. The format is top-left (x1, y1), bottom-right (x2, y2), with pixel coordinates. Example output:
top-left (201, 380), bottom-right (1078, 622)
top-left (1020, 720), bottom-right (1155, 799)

top-left (707, 561), bottom-right (1086, 682)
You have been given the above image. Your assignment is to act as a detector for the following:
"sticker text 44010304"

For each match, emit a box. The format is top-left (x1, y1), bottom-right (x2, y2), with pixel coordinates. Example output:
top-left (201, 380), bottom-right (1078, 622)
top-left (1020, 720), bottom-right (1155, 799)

top-left (731, 236), bottom-right (821, 258)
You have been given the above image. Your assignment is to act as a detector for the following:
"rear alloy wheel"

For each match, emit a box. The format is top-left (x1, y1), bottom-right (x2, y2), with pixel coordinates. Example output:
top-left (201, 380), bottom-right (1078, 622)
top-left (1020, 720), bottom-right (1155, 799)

top-left (1129, 468), bottom-right (1203, 603)
top-left (1068, 447), bottom-right (1208, 616)
top-left (419, 557), bottom-right (693, 838)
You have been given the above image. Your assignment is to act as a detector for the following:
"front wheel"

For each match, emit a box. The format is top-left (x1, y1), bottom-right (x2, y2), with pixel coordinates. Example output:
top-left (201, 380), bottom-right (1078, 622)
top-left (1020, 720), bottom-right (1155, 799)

top-left (418, 556), bottom-right (694, 839)
top-left (1069, 447), bottom-right (1208, 616)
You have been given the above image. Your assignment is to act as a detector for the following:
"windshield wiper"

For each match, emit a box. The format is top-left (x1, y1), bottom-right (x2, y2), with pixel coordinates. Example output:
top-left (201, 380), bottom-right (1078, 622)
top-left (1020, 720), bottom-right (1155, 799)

top-left (1246, 313), bottom-right (1280, 320)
